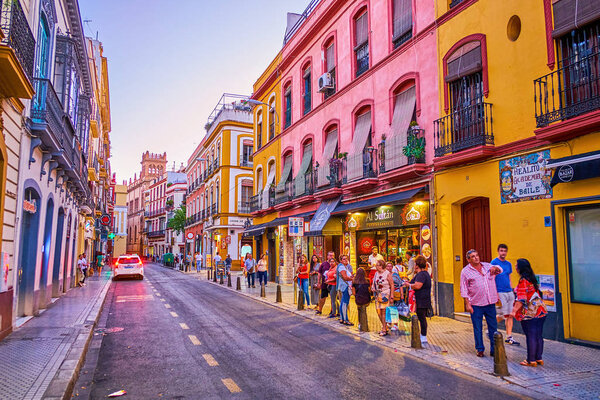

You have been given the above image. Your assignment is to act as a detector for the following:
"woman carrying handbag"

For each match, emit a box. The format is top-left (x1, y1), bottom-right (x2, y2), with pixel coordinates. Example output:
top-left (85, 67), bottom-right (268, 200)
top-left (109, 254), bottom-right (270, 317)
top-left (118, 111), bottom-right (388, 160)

top-left (510, 258), bottom-right (548, 367)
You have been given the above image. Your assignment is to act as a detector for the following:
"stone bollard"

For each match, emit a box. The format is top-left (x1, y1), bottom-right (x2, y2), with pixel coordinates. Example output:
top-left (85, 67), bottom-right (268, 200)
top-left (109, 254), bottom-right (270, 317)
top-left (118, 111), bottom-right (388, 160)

top-left (219, 273), bottom-right (224, 285)
top-left (236, 276), bottom-right (241, 291)
top-left (411, 314), bottom-right (422, 349)
top-left (260, 283), bottom-right (266, 297)
top-left (227, 274), bottom-right (232, 287)
top-left (297, 290), bottom-right (305, 310)
top-left (213, 269), bottom-right (217, 283)
top-left (276, 285), bottom-right (282, 303)
top-left (493, 332), bottom-right (510, 376)
top-left (208, 269), bottom-right (211, 280)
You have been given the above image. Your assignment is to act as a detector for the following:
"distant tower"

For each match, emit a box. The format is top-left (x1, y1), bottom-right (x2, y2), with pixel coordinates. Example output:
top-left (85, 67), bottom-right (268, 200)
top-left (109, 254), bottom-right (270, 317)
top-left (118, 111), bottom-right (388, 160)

top-left (140, 151), bottom-right (168, 179)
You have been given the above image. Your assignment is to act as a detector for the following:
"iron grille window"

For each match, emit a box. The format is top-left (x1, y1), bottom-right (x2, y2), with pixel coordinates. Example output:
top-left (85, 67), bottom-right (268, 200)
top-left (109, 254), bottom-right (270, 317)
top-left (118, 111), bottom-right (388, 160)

top-left (284, 87), bottom-right (292, 128)
top-left (303, 67), bottom-right (312, 115)
top-left (355, 12), bottom-right (369, 77)
top-left (257, 120), bottom-right (262, 150)
top-left (449, 72), bottom-right (483, 113)
top-left (324, 43), bottom-right (336, 99)
top-left (269, 108), bottom-right (275, 139)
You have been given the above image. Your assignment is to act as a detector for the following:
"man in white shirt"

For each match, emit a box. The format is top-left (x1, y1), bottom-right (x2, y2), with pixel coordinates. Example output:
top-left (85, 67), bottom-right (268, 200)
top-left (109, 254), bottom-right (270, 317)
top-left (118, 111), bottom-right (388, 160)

top-left (406, 251), bottom-right (416, 279)
top-left (79, 254), bottom-right (88, 285)
top-left (368, 247), bottom-right (384, 269)
top-left (195, 252), bottom-right (202, 271)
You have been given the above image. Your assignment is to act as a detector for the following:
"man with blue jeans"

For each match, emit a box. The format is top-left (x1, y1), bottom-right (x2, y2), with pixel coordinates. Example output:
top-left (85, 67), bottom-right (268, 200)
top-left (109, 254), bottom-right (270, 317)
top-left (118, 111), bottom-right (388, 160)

top-left (336, 255), bottom-right (353, 325)
top-left (460, 249), bottom-right (503, 357)
top-left (244, 254), bottom-right (256, 288)
top-left (492, 243), bottom-right (520, 346)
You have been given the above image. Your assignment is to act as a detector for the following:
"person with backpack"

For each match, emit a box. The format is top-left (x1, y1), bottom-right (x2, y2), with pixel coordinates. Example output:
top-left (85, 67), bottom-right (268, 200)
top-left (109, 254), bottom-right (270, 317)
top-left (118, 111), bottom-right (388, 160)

top-left (352, 267), bottom-right (371, 332)
top-left (510, 258), bottom-right (548, 367)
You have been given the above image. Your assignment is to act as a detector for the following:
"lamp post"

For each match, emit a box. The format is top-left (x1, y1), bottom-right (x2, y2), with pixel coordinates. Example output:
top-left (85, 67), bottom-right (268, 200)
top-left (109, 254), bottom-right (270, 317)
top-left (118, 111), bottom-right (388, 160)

top-left (244, 99), bottom-right (280, 131)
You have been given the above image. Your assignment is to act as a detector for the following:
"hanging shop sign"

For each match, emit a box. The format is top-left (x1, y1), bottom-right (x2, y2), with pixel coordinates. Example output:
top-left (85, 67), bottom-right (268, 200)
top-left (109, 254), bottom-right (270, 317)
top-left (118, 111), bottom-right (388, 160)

top-left (499, 150), bottom-right (552, 204)
top-left (23, 199), bottom-right (37, 214)
top-left (288, 217), bottom-right (304, 237)
top-left (352, 202), bottom-right (430, 230)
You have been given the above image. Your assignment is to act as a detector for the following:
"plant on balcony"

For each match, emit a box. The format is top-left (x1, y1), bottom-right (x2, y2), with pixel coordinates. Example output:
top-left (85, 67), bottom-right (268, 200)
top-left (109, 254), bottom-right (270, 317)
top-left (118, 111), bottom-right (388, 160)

top-left (167, 205), bottom-right (186, 234)
top-left (409, 120), bottom-right (420, 129)
top-left (402, 132), bottom-right (425, 164)
top-left (166, 182), bottom-right (173, 187)
top-left (204, 122), bottom-right (212, 131)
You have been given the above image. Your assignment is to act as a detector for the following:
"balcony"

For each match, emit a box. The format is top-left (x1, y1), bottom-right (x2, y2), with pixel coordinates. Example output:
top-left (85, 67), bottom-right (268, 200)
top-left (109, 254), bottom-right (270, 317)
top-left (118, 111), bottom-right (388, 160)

top-left (211, 203), bottom-right (218, 215)
top-left (250, 187), bottom-right (275, 214)
top-left (274, 181), bottom-right (294, 209)
top-left (434, 102), bottom-right (494, 158)
top-left (355, 42), bottom-right (369, 78)
top-left (88, 154), bottom-right (99, 182)
top-left (240, 157), bottom-right (253, 168)
top-left (378, 128), bottom-right (429, 182)
top-left (534, 50), bottom-right (600, 139)
top-left (341, 148), bottom-right (378, 193)
top-left (147, 230), bottom-right (165, 238)
top-left (0, 0), bottom-right (35, 98)
top-left (293, 171), bottom-right (315, 205)
top-left (238, 200), bottom-right (251, 214)
top-left (145, 208), bottom-right (166, 218)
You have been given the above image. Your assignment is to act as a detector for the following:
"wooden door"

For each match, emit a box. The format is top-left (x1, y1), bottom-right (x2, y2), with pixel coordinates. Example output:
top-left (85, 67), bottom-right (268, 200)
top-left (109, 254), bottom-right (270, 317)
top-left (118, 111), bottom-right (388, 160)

top-left (461, 197), bottom-right (491, 263)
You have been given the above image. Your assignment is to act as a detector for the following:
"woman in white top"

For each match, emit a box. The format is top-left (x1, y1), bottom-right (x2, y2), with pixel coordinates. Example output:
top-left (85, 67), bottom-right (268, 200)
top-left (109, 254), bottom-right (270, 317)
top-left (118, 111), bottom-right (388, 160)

top-left (371, 259), bottom-right (394, 336)
top-left (257, 254), bottom-right (268, 287)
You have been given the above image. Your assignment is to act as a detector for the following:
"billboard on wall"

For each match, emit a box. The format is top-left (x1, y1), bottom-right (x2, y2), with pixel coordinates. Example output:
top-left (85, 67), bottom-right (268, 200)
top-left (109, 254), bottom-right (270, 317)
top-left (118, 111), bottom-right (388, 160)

top-left (499, 150), bottom-right (553, 204)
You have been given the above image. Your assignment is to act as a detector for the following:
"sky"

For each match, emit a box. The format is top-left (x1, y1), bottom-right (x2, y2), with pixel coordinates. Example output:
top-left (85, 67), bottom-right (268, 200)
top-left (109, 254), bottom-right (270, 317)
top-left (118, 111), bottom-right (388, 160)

top-left (79, 0), bottom-right (310, 183)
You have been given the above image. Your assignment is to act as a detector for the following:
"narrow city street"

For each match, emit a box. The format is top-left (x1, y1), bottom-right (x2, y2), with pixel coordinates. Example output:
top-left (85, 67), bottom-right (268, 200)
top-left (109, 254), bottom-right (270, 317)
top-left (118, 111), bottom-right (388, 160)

top-left (74, 264), bottom-right (524, 399)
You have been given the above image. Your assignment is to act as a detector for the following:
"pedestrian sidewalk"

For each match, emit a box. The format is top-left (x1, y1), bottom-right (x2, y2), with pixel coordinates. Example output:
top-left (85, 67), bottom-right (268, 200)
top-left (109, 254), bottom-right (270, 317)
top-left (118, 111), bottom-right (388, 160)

top-left (194, 269), bottom-right (600, 400)
top-left (0, 271), bottom-right (111, 400)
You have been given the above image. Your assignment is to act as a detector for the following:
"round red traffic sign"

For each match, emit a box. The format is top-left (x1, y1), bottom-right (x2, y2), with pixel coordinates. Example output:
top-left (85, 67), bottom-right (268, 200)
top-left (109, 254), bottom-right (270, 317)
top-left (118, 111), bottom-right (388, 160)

top-left (186, 232), bottom-right (194, 240)
top-left (100, 214), bottom-right (111, 226)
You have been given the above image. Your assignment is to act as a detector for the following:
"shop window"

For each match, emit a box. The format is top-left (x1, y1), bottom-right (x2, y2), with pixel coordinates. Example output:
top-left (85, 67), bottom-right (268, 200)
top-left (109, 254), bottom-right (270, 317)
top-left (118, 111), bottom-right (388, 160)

top-left (566, 206), bottom-right (600, 305)
top-left (392, 0), bottom-right (412, 49)
top-left (354, 10), bottom-right (370, 78)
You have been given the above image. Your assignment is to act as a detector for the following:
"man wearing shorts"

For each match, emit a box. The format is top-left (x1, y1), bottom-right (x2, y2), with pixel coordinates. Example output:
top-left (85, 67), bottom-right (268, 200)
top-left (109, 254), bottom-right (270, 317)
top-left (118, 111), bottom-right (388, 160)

top-left (316, 252), bottom-right (334, 315)
top-left (492, 244), bottom-right (520, 346)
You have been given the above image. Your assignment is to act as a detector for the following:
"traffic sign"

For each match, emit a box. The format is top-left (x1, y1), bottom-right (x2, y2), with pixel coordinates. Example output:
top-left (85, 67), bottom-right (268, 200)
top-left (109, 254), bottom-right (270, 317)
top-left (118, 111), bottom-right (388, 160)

top-left (99, 214), bottom-right (111, 226)
top-left (186, 232), bottom-right (194, 240)
top-left (288, 217), bottom-right (304, 237)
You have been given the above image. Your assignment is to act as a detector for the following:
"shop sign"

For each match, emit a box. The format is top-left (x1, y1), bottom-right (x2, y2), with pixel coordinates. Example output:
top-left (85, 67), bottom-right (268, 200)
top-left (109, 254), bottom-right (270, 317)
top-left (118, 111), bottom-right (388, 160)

top-left (206, 254), bottom-right (212, 269)
top-left (225, 235), bottom-right (231, 244)
top-left (288, 217), bottom-right (304, 237)
top-left (499, 150), bottom-right (552, 204)
top-left (354, 202), bottom-right (429, 230)
top-left (537, 274), bottom-right (556, 312)
top-left (23, 199), bottom-right (36, 214)
top-left (99, 214), bottom-right (111, 226)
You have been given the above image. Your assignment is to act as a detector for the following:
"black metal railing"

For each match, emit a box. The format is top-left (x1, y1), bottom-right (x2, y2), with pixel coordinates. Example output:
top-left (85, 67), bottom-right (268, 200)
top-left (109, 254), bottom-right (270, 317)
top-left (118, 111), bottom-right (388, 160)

top-left (238, 200), bottom-right (251, 214)
top-left (343, 148), bottom-right (377, 184)
top-left (293, 170), bottom-right (315, 198)
top-left (240, 157), bottom-right (253, 168)
top-left (393, 29), bottom-right (412, 50)
top-left (378, 128), bottom-right (425, 173)
top-left (211, 203), bottom-right (218, 215)
top-left (315, 159), bottom-right (343, 191)
top-left (434, 102), bottom-right (494, 157)
top-left (450, 0), bottom-right (466, 8)
top-left (283, 0), bottom-right (321, 45)
top-left (324, 69), bottom-right (336, 99)
top-left (147, 230), bottom-right (165, 238)
top-left (145, 208), bottom-right (166, 218)
top-left (274, 181), bottom-right (294, 205)
top-left (355, 42), bottom-right (369, 77)
top-left (31, 78), bottom-right (64, 139)
top-left (250, 193), bottom-right (261, 213)
top-left (534, 50), bottom-right (600, 128)
top-left (0, 0), bottom-right (35, 81)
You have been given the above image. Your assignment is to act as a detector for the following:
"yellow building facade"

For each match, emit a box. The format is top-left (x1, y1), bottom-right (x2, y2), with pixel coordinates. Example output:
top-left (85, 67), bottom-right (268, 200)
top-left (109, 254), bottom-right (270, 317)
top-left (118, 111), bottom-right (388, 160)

top-left (433, 0), bottom-right (600, 343)
top-left (245, 53), bottom-right (283, 281)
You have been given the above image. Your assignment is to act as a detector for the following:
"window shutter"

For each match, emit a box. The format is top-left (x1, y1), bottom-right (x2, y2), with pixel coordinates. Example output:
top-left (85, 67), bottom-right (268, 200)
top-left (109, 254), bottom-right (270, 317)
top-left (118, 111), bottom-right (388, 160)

top-left (326, 43), bottom-right (335, 72)
top-left (393, 0), bottom-right (412, 39)
top-left (552, 0), bottom-right (600, 38)
top-left (445, 42), bottom-right (482, 82)
top-left (355, 12), bottom-right (368, 46)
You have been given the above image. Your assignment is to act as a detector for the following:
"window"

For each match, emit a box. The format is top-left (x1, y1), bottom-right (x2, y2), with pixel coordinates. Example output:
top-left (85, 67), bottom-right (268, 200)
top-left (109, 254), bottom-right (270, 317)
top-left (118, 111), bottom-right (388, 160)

top-left (241, 144), bottom-right (253, 167)
top-left (269, 98), bottom-right (276, 139)
top-left (392, 0), bottom-right (412, 49)
top-left (284, 84), bottom-right (292, 129)
top-left (256, 111), bottom-right (263, 150)
top-left (354, 10), bottom-right (369, 77)
top-left (35, 15), bottom-right (51, 79)
top-left (303, 65), bottom-right (312, 115)
top-left (295, 141), bottom-right (313, 196)
top-left (324, 40), bottom-right (336, 98)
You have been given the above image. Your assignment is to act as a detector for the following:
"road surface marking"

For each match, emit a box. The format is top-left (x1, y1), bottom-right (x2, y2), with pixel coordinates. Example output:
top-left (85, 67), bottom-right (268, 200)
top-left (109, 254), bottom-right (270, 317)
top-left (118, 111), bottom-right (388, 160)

top-left (202, 354), bottom-right (219, 366)
top-left (221, 378), bottom-right (241, 393)
top-left (188, 335), bottom-right (201, 345)
top-left (164, 304), bottom-right (171, 309)
top-left (116, 295), bottom-right (153, 303)
top-left (155, 293), bottom-right (161, 297)
top-left (179, 323), bottom-right (189, 330)
top-left (160, 298), bottom-right (165, 302)
top-left (170, 311), bottom-right (178, 318)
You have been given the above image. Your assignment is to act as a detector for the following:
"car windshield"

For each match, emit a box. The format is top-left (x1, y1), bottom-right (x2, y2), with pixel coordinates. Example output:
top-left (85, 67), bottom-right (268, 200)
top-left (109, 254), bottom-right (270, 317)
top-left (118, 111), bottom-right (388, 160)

top-left (118, 257), bottom-right (140, 264)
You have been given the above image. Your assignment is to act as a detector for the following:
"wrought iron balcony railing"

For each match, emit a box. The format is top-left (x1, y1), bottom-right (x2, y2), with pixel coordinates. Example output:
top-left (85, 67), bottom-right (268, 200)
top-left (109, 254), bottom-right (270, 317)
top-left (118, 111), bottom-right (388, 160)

top-left (250, 193), bottom-right (261, 213)
top-left (274, 181), bottom-right (294, 205)
top-left (147, 230), bottom-right (165, 238)
top-left (343, 148), bottom-right (377, 184)
top-left (378, 128), bottom-right (425, 173)
top-left (434, 102), bottom-right (494, 157)
top-left (0, 0), bottom-right (35, 81)
top-left (293, 170), bottom-right (315, 198)
top-left (355, 42), bottom-right (369, 78)
top-left (211, 203), bottom-right (218, 215)
top-left (238, 200), bottom-right (251, 214)
top-left (534, 50), bottom-right (600, 128)
top-left (315, 158), bottom-right (343, 191)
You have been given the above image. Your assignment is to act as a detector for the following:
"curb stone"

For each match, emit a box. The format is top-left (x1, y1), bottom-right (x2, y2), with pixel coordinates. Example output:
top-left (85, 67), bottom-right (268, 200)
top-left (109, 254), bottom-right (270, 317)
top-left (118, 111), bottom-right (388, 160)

top-left (204, 277), bottom-right (552, 400)
top-left (41, 278), bottom-right (111, 400)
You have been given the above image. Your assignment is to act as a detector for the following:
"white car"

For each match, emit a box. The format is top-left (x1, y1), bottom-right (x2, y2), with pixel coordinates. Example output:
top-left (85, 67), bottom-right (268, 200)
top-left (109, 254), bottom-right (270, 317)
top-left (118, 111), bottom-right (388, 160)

top-left (114, 254), bottom-right (144, 280)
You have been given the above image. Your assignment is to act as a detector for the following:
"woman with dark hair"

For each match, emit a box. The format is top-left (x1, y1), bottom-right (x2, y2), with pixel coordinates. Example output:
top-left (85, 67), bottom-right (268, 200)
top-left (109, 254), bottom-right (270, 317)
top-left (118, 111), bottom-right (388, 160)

top-left (309, 255), bottom-right (321, 306)
top-left (510, 258), bottom-right (548, 367)
top-left (352, 267), bottom-right (371, 332)
top-left (296, 254), bottom-right (311, 307)
top-left (404, 255), bottom-right (432, 343)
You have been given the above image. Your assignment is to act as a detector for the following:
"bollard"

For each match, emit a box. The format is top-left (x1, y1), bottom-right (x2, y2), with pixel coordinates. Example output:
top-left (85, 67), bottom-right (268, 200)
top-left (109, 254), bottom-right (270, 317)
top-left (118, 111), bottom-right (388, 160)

top-left (227, 274), bottom-right (232, 287)
top-left (213, 269), bottom-right (217, 283)
top-left (276, 285), bottom-right (282, 303)
top-left (410, 314), bottom-right (422, 349)
top-left (208, 269), bottom-right (211, 280)
top-left (297, 290), bottom-right (305, 310)
top-left (219, 273), bottom-right (224, 285)
top-left (236, 276), bottom-right (241, 291)
top-left (260, 283), bottom-right (266, 297)
top-left (493, 332), bottom-right (510, 376)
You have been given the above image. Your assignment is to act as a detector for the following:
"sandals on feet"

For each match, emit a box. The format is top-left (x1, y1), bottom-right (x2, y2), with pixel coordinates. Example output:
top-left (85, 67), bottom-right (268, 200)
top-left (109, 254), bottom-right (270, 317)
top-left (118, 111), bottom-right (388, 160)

top-left (520, 360), bottom-right (537, 367)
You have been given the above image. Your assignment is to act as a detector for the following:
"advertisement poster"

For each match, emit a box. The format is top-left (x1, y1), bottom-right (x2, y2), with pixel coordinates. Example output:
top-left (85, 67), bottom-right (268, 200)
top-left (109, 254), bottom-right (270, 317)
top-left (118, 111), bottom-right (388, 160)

top-left (420, 225), bottom-right (432, 261)
top-left (206, 254), bottom-right (212, 269)
top-left (499, 150), bottom-right (553, 204)
top-left (537, 274), bottom-right (556, 312)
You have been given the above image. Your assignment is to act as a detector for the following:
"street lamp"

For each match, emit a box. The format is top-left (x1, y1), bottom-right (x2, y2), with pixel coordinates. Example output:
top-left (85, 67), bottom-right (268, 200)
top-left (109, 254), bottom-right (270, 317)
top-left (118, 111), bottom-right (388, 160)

top-left (244, 99), bottom-right (280, 127)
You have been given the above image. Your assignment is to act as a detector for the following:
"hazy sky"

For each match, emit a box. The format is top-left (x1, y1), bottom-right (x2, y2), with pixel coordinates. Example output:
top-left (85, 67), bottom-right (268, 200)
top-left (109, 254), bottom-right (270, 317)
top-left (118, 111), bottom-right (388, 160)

top-left (79, 0), bottom-right (309, 182)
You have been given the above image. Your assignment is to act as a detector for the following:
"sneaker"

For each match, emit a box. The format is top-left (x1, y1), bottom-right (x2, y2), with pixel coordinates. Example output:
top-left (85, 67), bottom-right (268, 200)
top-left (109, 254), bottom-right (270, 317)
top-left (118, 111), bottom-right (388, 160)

top-left (420, 335), bottom-right (427, 343)
top-left (327, 314), bottom-right (336, 318)
top-left (505, 337), bottom-right (521, 346)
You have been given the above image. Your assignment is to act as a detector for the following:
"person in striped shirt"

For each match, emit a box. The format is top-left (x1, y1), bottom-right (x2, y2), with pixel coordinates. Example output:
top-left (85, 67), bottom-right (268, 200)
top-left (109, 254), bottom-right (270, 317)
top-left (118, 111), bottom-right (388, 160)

top-left (460, 249), bottom-right (503, 357)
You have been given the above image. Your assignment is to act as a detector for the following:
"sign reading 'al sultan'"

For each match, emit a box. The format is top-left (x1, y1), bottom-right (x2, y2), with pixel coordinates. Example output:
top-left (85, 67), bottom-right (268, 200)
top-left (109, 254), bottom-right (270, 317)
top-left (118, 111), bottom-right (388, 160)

top-left (354, 202), bottom-right (429, 230)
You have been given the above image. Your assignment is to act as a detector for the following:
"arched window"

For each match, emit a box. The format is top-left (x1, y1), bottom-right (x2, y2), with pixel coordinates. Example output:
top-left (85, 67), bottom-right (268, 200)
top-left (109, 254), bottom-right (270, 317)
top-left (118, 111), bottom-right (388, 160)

top-left (256, 166), bottom-right (264, 192)
top-left (283, 82), bottom-right (292, 129)
top-left (276, 151), bottom-right (293, 194)
top-left (353, 7), bottom-right (370, 78)
top-left (383, 84), bottom-right (417, 171)
top-left (347, 105), bottom-right (373, 182)
top-left (295, 139), bottom-right (313, 196)
top-left (268, 96), bottom-right (276, 139)
top-left (322, 36), bottom-right (337, 98)
top-left (302, 61), bottom-right (312, 115)
top-left (391, 0), bottom-right (412, 50)
top-left (317, 124), bottom-right (339, 187)
top-left (256, 110), bottom-right (263, 150)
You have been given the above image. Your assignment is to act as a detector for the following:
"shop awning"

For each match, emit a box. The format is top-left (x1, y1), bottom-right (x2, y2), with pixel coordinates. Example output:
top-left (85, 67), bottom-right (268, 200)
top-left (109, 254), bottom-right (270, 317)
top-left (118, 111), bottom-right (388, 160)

top-left (333, 187), bottom-right (424, 214)
top-left (243, 223), bottom-right (266, 237)
top-left (548, 150), bottom-right (600, 187)
top-left (306, 197), bottom-right (341, 236)
top-left (265, 212), bottom-right (314, 228)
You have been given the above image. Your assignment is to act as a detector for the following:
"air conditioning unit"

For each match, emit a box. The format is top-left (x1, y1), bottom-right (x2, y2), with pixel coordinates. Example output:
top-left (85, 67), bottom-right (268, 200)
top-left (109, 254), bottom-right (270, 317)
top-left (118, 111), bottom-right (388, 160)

top-left (318, 73), bottom-right (334, 92)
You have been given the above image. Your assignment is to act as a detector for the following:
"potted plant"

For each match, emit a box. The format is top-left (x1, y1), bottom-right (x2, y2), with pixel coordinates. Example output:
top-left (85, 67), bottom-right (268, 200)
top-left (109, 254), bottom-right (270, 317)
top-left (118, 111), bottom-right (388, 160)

top-left (402, 133), bottom-right (425, 164)
top-left (204, 122), bottom-right (212, 131)
top-left (409, 120), bottom-right (420, 132)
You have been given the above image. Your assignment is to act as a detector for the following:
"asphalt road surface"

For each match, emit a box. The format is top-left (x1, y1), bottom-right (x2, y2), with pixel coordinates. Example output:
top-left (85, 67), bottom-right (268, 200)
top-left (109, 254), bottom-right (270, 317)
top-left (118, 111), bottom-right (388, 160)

top-left (74, 263), bottom-right (526, 400)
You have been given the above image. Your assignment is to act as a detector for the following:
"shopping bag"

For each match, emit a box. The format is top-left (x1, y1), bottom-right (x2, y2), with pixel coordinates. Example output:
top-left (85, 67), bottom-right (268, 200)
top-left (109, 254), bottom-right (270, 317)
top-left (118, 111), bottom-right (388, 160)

top-left (408, 289), bottom-right (416, 313)
top-left (397, 301), bottom-right (410, 317)
top-left (385, 306), bottom-right (399, 324)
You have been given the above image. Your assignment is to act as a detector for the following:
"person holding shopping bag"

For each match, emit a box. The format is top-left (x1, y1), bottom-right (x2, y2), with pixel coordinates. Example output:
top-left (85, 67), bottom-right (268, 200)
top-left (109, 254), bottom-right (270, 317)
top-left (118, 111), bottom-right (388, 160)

top-left (510, 258), bottom-right (548, 367)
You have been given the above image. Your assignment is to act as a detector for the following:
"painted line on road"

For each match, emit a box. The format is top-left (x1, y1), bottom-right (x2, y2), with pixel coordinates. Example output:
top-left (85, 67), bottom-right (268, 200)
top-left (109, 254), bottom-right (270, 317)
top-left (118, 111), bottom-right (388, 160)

top-left (170, 311), bottom-right (178, 318)
top-left (179, 323), bottom-right (189, 330)
top-left (202, 354), bottom-right (219, 367)
top-left (160, 298), bottom-right (165, 302)
top-left (221, 378), bottom-right (241, 393)
top-left (188, 335), bottom-right (201, 345)
top-left (164, 304), bottom-right (171, 309)
top-left (155, 293), bottom-right (161, 297)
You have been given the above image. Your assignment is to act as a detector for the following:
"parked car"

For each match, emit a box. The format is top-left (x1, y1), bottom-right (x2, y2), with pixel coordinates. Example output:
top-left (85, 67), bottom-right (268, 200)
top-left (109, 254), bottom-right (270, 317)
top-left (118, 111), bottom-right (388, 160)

top-left (114, 254), bottom-right (144, 280)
